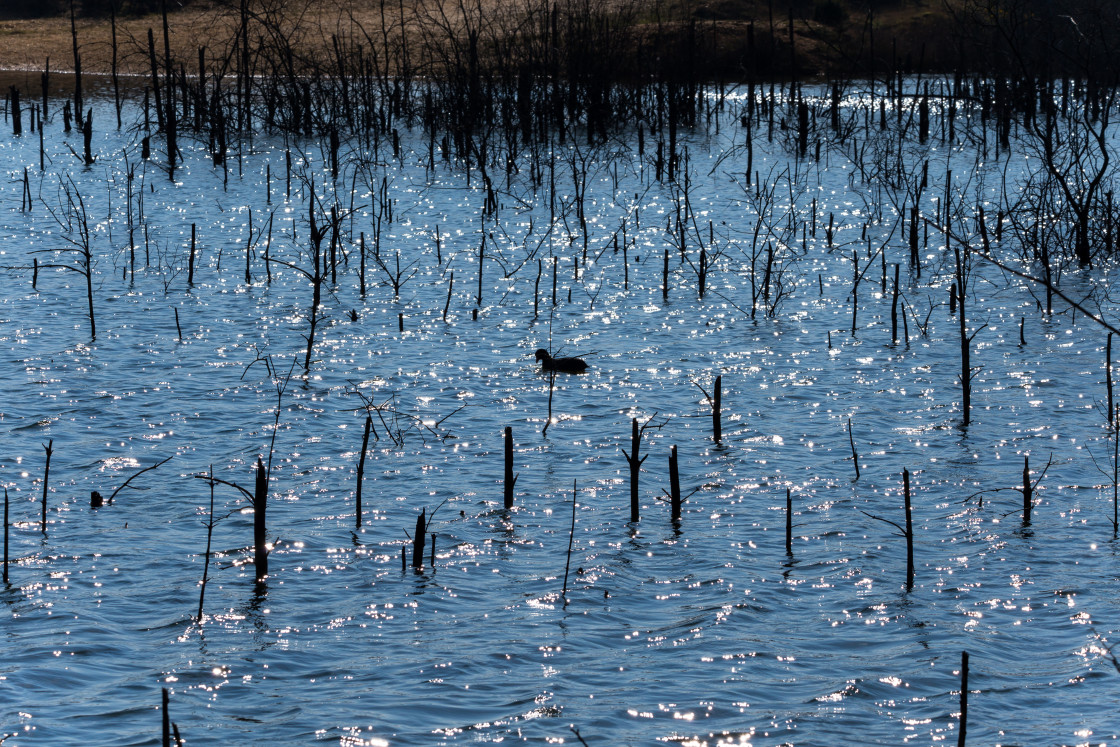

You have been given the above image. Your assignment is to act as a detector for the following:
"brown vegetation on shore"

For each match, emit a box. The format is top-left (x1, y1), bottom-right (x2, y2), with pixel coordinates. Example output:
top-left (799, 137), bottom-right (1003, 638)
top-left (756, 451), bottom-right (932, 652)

top-left (0, 0), bottom-right (957, 80)
top-left (0, 1), bottom-right (416, 76)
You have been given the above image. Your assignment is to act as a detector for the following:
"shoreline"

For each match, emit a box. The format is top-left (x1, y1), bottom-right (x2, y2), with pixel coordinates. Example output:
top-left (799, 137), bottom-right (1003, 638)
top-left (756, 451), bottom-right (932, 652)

top-left (0, 2), bottom-right (962, 86)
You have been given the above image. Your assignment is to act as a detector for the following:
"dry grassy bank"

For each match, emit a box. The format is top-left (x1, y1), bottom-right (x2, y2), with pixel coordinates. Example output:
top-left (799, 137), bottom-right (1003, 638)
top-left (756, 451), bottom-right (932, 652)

top-left (0, 0), bottom-right (956, 81)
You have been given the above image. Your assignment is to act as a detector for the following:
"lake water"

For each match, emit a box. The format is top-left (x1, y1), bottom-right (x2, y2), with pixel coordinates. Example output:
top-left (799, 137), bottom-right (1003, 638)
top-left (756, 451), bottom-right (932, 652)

top-left (2, 80), bottom-right (1120, 746)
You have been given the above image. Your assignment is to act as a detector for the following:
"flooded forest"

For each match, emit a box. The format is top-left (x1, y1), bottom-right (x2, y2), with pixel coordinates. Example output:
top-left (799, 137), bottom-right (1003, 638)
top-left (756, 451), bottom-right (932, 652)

top-left (3, 0), bottom-right (1120, 744)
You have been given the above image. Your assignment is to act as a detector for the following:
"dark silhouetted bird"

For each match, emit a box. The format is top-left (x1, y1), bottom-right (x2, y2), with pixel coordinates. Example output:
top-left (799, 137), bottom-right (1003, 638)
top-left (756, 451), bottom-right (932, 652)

top-left (535, 348), bottom-right (589, 373)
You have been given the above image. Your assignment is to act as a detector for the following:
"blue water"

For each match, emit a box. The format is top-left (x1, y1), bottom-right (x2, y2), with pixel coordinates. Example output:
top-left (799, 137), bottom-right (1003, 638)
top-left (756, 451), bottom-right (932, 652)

top-left (2, 83), bottom-right (1120, 746)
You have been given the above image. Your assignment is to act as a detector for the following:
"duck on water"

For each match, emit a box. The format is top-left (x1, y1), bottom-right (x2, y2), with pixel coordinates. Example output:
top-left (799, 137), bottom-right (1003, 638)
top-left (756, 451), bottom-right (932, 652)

top-left (535, 348), bottom-right (589, 373)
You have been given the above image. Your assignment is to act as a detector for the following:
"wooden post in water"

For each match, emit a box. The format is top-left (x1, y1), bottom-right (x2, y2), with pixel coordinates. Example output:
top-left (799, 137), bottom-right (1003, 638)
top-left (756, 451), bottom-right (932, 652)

top-left (329, 126), bottom-right (339, 179)
top-left (669, 445), bottom-right (682, 520)
top-left (41, 440), bottom-right (52, 533)
top-left (81, 109), bottom-right (92, 165)
top-left (1107, 333), bottom-right (1114, 426)
top-left (955, 244), bottom-right (971, 426)
top-left (957, 651), bottom-right (969, 747)
top-left (542, 370), bottom-right (555, 436)
top-left (477, 233), bottom-right (485, 307)
top-left (918, 93), bottom-right (929, 143)
top-left (356, 415), bottom-right (371, 528)
top-left (909, 206), bottom-right (920, 276)
top-left (188, 224), bottom-right (196, 286)
top-left (503, 426), bottom-right (517, 509)
top-left (162, 687), bottom-right (170, 747)
top-left (253, 456), bottom-right (267, 582)
top-left (891, 264), bottom-right (900, 343)
top-left (444, 272), bottom-right (454, 321)
top-left (265, 215), bottom-right (272, 284)
top-left (712, 375), bottom-right (722, 443)
top-left (533, 260), bottom-right (541, 318)
top-left (41, 61), bottom-right (49, 121)
top-left (904, 468), bottom-right (913, 590)
top-left (851, 250), bottom-right (859, 335)
top-left (797, 99), bottom-right (808, 156)
top-left (3, 488), bottom-right (8, 584)
top-left (622, 418), bottom-right (648, 523)
top-left (9, 87), bottom-right (21, 136)
top-left (1114, 406), bottom-right (1120, 537)
top-left (359, 232), bottom-right (366, 295)
top-left (785, 488), bottom-right (793, 555)
top-left (698, 248), bottom-right (707, 297)
top-left (880, 242), bottom-right (886, 294)
top-left (1022, 455), bottom-right (1032, 525)
top-left (329, 206), bottom-right (338, 285)
top-left (623, 241), bottom-right (629, 289)
top-left (848, 419), bottom-right (860, 479)
top-left (412, 509), bottom-right (426, 569)
top-left (562, 480), bottom-right (577, 599)
top-left (244, 215), bottom-right (253, 285)
top-left (197, 466), bottom-right (215, 621)
top-left (663, 249), bottom-right (670, 300)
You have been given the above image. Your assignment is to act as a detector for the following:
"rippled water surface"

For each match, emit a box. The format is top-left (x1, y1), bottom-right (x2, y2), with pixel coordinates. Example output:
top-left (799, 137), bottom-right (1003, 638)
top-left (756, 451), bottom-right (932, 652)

top-left (2, 82), bottom-right (1120, 746)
